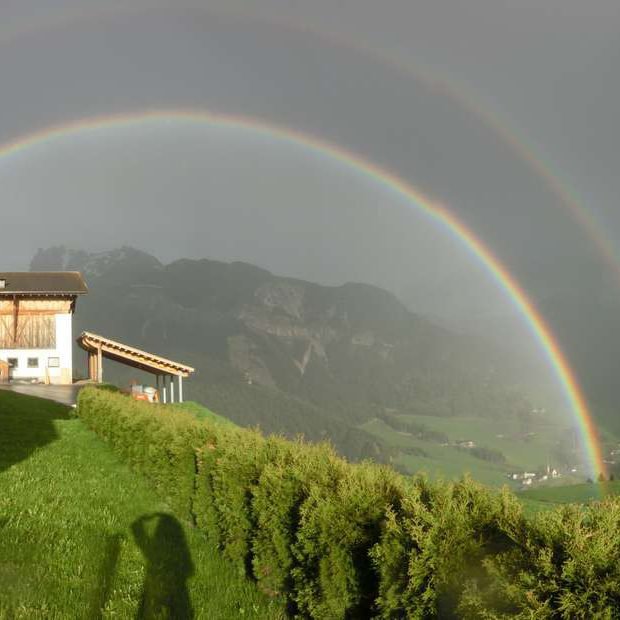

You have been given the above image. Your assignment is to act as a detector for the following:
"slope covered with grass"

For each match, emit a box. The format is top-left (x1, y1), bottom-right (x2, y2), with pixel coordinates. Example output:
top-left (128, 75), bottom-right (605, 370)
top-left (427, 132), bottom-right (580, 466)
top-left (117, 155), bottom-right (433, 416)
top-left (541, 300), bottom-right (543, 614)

top-left (0, 390), bottom-right (283, 618)
top-left (173, 400), bottom-right (237, 426)
top-left (521, 480), bottom-right (620, 505)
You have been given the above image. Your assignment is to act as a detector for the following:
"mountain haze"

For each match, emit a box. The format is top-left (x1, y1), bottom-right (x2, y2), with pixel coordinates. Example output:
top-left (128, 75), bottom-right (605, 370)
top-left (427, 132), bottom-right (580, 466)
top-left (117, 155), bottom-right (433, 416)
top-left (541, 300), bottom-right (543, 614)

top-left (33, 246), bottom-right (540, 463)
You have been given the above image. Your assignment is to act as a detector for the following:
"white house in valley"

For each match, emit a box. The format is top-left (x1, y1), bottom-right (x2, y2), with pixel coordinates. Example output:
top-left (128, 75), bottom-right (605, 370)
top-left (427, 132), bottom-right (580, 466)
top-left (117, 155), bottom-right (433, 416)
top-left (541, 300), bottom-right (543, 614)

top-left (0, 272), bottom-right (88, 385)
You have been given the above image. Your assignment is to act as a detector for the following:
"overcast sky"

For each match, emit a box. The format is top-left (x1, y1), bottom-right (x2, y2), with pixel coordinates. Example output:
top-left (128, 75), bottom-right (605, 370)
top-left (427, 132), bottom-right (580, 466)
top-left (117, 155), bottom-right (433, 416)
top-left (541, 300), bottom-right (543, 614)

top-left (0, 0), bottom-right (618, 337)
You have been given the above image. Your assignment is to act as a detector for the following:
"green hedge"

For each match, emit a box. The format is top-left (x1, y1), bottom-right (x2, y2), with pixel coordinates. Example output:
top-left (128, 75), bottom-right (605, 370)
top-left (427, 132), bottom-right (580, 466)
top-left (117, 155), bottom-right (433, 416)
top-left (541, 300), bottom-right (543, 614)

top-left (77, 387), bottom-right (620, 618)
top-left (77, 387), bottom-right (213, 520)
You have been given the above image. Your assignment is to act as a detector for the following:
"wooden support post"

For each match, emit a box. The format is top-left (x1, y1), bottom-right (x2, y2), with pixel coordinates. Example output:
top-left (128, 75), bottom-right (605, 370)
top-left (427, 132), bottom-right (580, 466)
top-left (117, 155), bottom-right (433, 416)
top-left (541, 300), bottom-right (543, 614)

top-left (97, 346), bottom-right (103, 384)
top-left (162, 376), bottom-right (167, 404)
top-left (170, 376), bottom-right (175, 404)
top-left (178, 375), bottom-right (183, 403)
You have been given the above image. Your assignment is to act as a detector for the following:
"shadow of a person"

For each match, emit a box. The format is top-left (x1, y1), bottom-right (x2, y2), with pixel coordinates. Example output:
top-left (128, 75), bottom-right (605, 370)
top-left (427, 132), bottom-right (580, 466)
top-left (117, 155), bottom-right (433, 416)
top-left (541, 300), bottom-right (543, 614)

top-left (131, 513), bottom-right (195, 619)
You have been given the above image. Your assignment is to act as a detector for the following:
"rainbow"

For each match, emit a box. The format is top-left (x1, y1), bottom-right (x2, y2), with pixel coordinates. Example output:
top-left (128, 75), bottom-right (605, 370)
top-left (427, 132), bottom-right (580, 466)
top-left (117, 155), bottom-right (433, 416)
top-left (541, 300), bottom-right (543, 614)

top-left (1, 3), bottom-right (618, 285)
top-left (412, 75), bottom-right (620, 286)
top-left (0, 109), bottom-right (605, 477)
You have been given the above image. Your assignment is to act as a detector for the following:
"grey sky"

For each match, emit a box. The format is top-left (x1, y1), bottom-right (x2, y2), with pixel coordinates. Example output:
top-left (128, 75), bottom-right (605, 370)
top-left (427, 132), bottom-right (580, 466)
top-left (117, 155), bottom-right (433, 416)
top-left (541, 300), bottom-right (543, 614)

top-left (0, 0), bottom-right (618, 374)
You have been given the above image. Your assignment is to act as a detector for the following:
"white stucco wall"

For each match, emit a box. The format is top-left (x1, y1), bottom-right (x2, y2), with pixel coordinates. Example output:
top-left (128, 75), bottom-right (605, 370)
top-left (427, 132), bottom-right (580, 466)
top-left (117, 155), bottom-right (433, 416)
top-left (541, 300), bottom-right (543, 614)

top-left (0, 313), bottom-right (73, 384)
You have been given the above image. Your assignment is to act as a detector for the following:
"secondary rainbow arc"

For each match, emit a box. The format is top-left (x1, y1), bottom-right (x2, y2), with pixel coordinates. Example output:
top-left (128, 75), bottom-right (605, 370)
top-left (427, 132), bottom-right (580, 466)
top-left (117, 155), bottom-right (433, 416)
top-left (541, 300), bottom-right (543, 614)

top-left (0, 108), bottom-right (605, 477)
top-left (1, 3), bottom-right (618, 284)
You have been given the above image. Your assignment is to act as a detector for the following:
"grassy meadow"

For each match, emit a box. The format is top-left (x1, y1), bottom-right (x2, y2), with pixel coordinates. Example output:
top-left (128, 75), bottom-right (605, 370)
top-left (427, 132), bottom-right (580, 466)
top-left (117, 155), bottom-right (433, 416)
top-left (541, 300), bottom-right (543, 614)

top-left (360, 411), bottom-right (587, 488)
top-left (521, 480), bottom-right (620, 504)
top-left (361, 417), bottom-right (509, 486)
top-left (173, 400), bottom-right (237, 426)
top-left (0, 390), bottom-right (284, 619)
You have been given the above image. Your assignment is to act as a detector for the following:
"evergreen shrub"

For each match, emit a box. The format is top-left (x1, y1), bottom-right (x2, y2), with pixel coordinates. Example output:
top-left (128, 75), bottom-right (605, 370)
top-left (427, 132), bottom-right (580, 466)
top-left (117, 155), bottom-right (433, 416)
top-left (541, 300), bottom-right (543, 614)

top-left (292, 462), bottom-right (405, 618)
top-left (251, 441), bottom-right (345, 601)
top-left (77, 387), bottom-right (620, 618)
top-left (77, 387), bottom-right (212, 519)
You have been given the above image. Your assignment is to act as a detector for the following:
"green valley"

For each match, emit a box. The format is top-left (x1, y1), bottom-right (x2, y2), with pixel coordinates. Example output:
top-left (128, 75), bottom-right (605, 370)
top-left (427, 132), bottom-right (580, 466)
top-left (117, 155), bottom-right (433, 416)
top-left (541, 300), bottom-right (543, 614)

top-left (360, 409), bottom-right (590, 489)
top-left (29, 245), bottom-right (591, 487)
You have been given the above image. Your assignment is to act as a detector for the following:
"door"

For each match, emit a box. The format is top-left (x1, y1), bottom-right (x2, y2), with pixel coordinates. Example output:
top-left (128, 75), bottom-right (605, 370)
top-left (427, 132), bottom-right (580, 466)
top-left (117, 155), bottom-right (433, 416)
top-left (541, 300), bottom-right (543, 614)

top-left (0, 360), bottom-right (8, 384)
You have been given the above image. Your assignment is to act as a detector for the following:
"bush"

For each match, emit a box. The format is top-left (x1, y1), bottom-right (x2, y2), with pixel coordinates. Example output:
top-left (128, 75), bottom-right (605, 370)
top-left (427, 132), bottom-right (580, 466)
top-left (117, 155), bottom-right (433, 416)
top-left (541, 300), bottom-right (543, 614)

top-left (464, 445), bottom-right (507, 464)
top-left (194, 435), bottom-right (226, 545)
top-left (209, 429), bottom-right (273, 573)
top-left (251, 442), bottom-right (346, 602)
top-left (77, 387), bottom-right (620, 618)
top-left (462, 500), bottom-right (620, 617)
top-left (372, 476), bottom-right (525, 618)
top-left (77, 387), bottom-right (212, 519)
top-left (292, 463), bottom-right (404, 618)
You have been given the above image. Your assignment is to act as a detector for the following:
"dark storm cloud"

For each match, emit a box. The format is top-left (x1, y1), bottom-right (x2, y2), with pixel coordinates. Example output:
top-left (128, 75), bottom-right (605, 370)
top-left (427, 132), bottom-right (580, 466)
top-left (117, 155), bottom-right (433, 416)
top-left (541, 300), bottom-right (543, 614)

top-left (0, 0), bottom-right (618, 398)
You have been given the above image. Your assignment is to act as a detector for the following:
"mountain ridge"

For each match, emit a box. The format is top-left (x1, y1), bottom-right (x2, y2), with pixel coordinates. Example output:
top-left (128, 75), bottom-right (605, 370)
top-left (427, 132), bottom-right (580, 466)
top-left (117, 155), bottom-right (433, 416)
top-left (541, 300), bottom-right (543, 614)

top-left (32, 246), bottom-right (540, 464)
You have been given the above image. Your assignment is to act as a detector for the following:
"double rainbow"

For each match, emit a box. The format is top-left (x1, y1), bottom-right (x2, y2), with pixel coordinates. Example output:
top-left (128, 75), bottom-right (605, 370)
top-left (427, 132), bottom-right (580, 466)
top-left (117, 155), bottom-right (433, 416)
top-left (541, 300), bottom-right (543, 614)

top-left (2, 3), bottom-right (617, 283)
top-left (0, 109), bottom-right (605, 477)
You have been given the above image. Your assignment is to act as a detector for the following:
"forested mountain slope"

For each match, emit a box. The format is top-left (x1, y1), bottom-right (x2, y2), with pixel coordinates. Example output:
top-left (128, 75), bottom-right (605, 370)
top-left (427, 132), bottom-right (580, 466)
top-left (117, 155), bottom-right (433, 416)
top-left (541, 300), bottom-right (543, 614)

top-left (32, 246), bottom-right (535, 462)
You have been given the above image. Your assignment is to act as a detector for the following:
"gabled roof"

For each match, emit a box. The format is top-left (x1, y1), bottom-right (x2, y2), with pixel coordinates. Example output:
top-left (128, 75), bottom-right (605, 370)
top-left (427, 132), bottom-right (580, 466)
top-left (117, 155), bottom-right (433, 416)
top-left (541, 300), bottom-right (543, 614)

top-left (0, 272), bottom-right (88, 296)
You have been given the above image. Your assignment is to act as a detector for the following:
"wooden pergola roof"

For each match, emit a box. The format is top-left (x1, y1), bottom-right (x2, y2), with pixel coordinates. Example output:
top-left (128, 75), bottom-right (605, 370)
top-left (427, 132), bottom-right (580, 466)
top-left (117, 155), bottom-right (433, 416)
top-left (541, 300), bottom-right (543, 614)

top-left (77, 331), bottom-right (195, 377)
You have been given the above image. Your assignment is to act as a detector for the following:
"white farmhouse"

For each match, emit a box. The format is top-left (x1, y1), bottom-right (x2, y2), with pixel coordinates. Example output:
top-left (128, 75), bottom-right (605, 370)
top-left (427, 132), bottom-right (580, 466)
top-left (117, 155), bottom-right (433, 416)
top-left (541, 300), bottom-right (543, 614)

top-left (0, 272), bottom-right (87, 385)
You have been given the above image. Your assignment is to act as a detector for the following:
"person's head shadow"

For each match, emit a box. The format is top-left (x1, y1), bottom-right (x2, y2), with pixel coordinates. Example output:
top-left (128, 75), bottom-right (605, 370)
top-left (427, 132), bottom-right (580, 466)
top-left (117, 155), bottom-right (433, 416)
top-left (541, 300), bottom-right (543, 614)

top-left (0, 390), bottom-right (69, 473)
top-left (131, 513), bottom-right (195, 619)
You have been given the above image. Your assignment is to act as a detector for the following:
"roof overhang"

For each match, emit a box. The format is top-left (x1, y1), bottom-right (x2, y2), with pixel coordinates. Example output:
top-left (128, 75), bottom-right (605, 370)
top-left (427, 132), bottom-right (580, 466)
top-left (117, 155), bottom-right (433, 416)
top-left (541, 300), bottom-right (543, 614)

top-left (0, 272), bottom-right (88, 296)
top-left (77, 331), bottom-right (195, 378)
top-left (0, 292), bottom-right (82, 297)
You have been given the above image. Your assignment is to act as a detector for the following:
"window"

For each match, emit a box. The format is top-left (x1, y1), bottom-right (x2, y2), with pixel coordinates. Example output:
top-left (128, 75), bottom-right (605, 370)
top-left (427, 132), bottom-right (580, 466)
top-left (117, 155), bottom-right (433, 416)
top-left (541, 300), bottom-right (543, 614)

top-left (27, 358), bottom-right (39, 369)
top-left (7, 358), bottom-right (18, 369)
top-left (48, 357), bottom-right (60, 368)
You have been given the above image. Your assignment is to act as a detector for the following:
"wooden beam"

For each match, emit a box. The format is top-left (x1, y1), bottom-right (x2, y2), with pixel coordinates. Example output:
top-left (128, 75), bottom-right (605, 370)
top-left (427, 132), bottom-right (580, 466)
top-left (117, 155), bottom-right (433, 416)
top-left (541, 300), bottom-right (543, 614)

top-left (12, 297), bottom-right (18, 346)
top-left (77, 332), bottom-right (194, 377)
top-left (89, 344), bottom-right (192, 377)
top-left (0, 309), bottom-right (65, 317)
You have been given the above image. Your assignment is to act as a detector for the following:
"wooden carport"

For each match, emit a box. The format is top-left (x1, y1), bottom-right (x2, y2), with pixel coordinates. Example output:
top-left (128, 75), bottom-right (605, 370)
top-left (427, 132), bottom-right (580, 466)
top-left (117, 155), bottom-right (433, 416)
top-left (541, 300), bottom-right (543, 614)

top-left (77, 331), bottom-right (195, 403)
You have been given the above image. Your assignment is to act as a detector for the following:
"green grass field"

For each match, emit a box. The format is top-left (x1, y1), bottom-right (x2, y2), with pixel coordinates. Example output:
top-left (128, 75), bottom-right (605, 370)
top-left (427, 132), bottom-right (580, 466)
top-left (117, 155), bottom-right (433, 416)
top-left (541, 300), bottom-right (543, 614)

top-left (360, 412), bottom-right (588, 488)
top-left (515, 481), bottom-right (620, 515)
top-left (520, 480), bottom-right (620, 505)
top-left (361, 415), bottom-right (620, 513)
top-left (173, 400), bottom-right (236, 426)
top-left (0, 390), bottom-right (284, 619)
top-left (361, 417), bottom-right (513, 486)
top-left (396, 413), bottom-right (566, 469)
